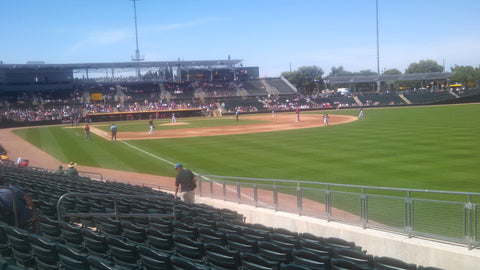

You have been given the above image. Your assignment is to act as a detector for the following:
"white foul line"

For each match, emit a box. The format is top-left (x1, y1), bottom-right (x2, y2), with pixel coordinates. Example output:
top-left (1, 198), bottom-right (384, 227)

top-left (119, 141), bottom-right (260, 204)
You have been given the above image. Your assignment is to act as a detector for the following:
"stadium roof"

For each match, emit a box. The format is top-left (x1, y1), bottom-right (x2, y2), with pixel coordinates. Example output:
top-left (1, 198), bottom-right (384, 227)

top-left (326, 72), bottom-right (455, 84)
top-left (0, 59), bottom-right (243, 71)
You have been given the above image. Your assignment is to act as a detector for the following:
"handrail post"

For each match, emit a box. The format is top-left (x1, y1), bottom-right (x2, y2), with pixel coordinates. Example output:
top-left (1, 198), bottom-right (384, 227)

top-left (405, 191), bottom-right (413, 238)
top-left (361, 187), bottom-right (368, 229)
top-left (474, 203), bottom-right (478, 250)
top-left (273, 181), bottom-right (278, 212)
top-left (222, 178), bottom-right (226, 201)
top-left (296, 182), bottom-right (302, 216)
top-left (198, 175), bottom-right (202, 196)
top-left (465, 195), bottom-right (473, 249)
top-left (236, 178), bottom-right (241, 204)
top-left (254, 180), bottom-right (258, 208)
top-left (209, 177), bottom-right (214, 199)
top-left (325, 185), bottom-right (331, 222)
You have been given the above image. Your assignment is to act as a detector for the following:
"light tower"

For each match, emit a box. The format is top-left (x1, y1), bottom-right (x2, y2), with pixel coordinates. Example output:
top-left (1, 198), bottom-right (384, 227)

top-left (131, 0), bottom-right (144, 77)
top-left (376, 0), bottom-right (381, 93)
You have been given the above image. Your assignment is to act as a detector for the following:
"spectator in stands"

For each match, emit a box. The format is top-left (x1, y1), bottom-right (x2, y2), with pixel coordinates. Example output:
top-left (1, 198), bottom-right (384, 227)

top-left (66, 162), bottom-right (79, 177)
top-left (110, 123), bottom-right (117, 141)
top-left (55, 165), bottom-right (65, 175)
top-left (174, 163), bottom-right (197, 203)
top-left (0, 173), bottom-right (39, 233)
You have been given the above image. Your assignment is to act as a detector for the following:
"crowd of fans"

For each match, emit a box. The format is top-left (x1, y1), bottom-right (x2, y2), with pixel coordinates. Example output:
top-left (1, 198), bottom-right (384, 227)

top-left (2, 80), bottom-right (478, 126)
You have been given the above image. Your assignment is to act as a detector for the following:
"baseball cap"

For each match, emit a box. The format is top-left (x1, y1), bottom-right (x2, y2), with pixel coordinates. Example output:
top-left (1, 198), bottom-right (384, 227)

top-left (175, 163), bottom-right (182, 169)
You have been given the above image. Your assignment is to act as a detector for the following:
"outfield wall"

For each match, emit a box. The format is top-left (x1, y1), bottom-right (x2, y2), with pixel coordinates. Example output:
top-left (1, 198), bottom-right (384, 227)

top-left (196, 196), bottom-right (480, 270)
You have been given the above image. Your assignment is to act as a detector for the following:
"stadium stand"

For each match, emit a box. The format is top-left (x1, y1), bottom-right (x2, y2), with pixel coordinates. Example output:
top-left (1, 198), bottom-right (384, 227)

top-left (0, 163), bottom-right (451, 269)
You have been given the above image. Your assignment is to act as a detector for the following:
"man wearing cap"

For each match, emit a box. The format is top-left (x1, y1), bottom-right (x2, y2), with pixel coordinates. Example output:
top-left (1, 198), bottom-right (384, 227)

top-left (174, 163), bottom-right (197, 202)
top-left (66, 162), bottom-right (79, 177)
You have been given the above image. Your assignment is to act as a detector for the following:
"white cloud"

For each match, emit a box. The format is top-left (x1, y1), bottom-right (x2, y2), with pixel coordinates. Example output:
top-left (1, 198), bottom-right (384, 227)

top-left (68, 29), bottom-right (132, 53)
top-left (143, 17), bottom-right (222, 34)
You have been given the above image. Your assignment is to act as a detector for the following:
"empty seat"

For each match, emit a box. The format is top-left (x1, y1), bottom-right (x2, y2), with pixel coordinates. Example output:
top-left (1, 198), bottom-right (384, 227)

top-left (169, 255), bottom-right (210, 270)
top-left (374, 256), bottom-right (416, 270)
top-left (0, 222), bottom-right (11, 257)
top-left (192, 216), bottom-right (216, 230)
top-left (137, 244), bottom-right (171, 270)
top-left (216, 221), bottom-right (243, 235)
top-left (106, 236), bottom-right (140, 269)
top-left (298, 239), bottom-right (334, 258)
top-left (88, 255), bottom-right (124, 270)
top-left (59, 221), bottom-right (84, 250)
top-left (173, 220), bottom-right (198, 239)
top-left (121, 220), bottom-right (147, 244)
top-left (204, 242), bottom-right (241, 269)
top-left (417, 266), bottom-right (445, 270)
top-left (269, 232), bottom-right (299, 250)
top-left (291, 249), bottom-right (330, 270)
top-left (330, 258), bottom-right (373, 270)
top-left (81, 228), bottom-right (109, 259)
top-left (5, 226), bottom-right (35, 269)
top-left (56, 243), bottom-right (89, 270)
top-left (257, 241), bottom-right (292, 264)
top-left (197, 227), bottom-right (227, 246)
top-left (149, 217), bottom-right (173, 233)
top-left (240, 252), bottom-right (279, 270)
top-left (332, 247), bottom-right (373, 268)
top-left (324, 237), bottom-right (359, 250)
top-left (28, 234), bottom-right (59, 270)
top-left (173, 234), bottom-right (205, 263)
top-left (279, 262), bottom-right (311, 270)
top-left (145, 228), bottom-right (174, 254)
top-left (226, 233), bottom-right (258, 253)
top-left (38, 215), bottom-right (62, 242)
top-left (241, 227), bottom-right (269, 241)
top-left (95, 217), bottom-right (123, 238)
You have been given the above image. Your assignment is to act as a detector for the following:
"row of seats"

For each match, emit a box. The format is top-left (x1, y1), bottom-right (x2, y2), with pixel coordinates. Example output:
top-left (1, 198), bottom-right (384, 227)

top-left (2, 220), bottom-right (443, 270)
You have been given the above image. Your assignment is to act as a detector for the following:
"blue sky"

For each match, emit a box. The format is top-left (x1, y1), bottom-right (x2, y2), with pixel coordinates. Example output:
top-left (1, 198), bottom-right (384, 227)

top-left (1, 0), bottom-right (479, 77)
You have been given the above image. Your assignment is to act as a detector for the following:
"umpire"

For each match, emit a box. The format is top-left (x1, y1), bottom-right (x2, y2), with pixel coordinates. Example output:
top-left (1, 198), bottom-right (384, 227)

top-left (174, 163), bottom-right (197, 202)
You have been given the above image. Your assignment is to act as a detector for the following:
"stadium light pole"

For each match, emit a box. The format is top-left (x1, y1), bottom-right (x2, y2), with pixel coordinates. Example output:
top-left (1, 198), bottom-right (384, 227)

top-left (376, 0), bottom-right (381, 93)
top-left (131, 0), bottom-right (144, 77)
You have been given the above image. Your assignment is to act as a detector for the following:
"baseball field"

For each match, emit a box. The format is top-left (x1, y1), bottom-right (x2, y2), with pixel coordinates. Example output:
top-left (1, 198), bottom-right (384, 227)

top-left (12, 103), bottom-right (480, 194)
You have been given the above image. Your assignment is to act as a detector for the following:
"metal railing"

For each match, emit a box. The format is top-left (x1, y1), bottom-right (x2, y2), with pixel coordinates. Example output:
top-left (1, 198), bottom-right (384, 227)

top-left (197, 175), bottom-right (480, 249)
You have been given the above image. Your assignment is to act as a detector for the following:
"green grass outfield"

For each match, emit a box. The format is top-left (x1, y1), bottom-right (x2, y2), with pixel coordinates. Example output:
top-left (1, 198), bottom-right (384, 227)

top-left (13, 103), bottom-right (480, 193)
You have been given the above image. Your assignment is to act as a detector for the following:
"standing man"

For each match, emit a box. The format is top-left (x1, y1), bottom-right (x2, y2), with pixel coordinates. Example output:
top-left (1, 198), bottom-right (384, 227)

top-left (110, 123), bottom-right (117, 141)
top-left (235, 108), bottom-right (239, 122)
top-left (148, 120), bottom-right (154, 135)
top-left (295, 107), bottom-right (300, 122)
top-left (84, 123), bottom-right (91, 141)
top-left (323, 112), bottom-right (329, 126)
top-left (174, 163), bottom-right (197, 203)
top-left (171, 113), bottom-right (176, 124)
top-left (358, 108), bottom-right (365, 118)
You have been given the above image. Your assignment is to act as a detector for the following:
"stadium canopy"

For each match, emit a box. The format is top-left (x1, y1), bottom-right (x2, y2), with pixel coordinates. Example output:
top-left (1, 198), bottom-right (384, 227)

top-left (0, 59), bottom-right (243, 71)
top-left (326, 72), bottom-right (455, 84)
